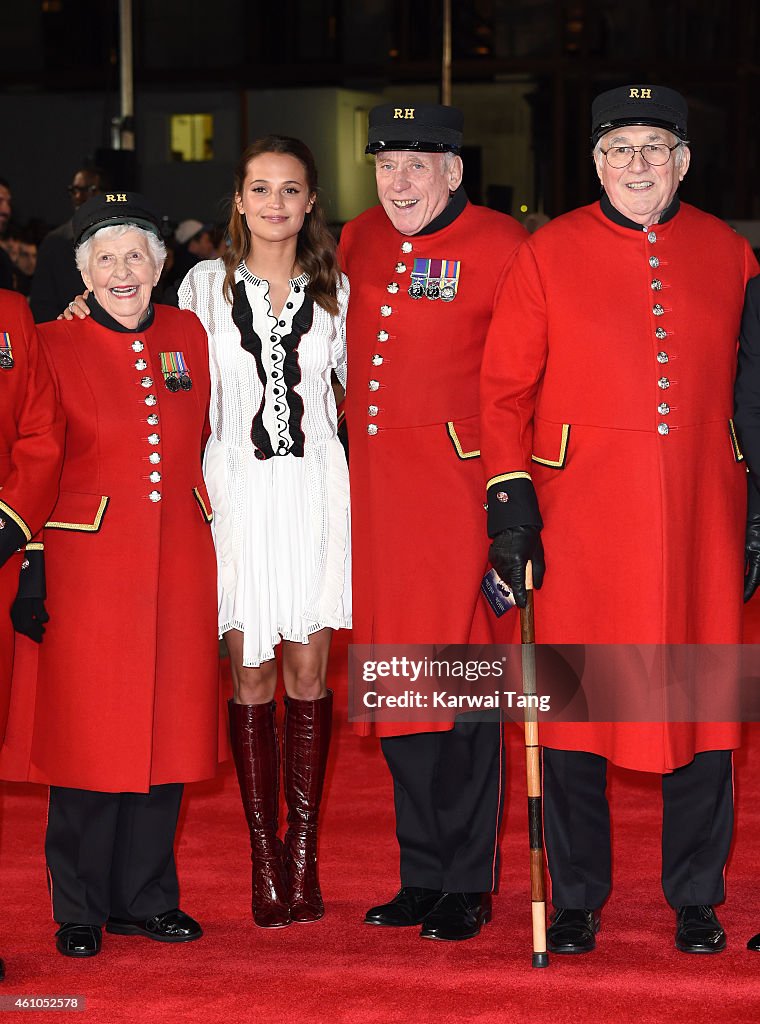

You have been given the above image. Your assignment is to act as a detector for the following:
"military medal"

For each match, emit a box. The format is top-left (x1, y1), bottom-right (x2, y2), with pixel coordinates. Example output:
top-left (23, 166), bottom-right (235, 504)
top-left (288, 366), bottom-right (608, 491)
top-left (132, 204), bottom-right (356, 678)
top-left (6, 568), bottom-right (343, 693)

top-left (160, 351), bottom-right (192, 391)
top-left (0, 333), bottom-right (13, 370)
top-left (407, 258), bottom-right (461, 302)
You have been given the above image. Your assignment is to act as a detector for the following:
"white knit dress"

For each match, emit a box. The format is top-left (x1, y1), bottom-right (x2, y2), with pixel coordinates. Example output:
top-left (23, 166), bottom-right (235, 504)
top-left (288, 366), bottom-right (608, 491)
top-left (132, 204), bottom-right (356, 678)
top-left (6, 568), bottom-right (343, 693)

top-left (179, 259), bottom-right (351, 667)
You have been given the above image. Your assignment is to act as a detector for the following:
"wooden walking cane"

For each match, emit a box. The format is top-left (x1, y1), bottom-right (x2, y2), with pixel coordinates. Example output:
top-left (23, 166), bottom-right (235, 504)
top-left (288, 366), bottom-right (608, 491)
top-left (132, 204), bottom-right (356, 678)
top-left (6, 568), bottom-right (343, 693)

top-left (520, 561), bottom-right (549, 968)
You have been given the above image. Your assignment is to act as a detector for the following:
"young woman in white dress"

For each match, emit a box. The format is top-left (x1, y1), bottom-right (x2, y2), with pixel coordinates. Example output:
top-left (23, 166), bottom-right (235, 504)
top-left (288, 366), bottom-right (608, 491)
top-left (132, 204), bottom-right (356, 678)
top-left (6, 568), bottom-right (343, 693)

top-left (179, 136), bottom-right (350, 928)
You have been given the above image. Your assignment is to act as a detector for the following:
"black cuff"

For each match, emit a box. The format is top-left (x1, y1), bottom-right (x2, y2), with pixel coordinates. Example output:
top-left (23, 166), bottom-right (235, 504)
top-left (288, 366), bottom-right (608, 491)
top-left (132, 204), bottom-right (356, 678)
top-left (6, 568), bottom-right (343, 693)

top-left (486, 477), bottom-right (542, 537)
top-left (0, 517), bottom-right (26, 568)
top-left (17, 549), bottom-right (46, 601)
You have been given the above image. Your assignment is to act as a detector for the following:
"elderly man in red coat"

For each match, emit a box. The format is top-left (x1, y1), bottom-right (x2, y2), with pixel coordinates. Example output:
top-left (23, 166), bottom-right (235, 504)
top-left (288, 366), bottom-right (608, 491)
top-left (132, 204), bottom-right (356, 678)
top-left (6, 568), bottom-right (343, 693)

top-left (339, 104), bottom-right (527, 941)
top-left (0, 289), bottom-right (65, 977)
top-left (482, 85), bottom-right (757, 955)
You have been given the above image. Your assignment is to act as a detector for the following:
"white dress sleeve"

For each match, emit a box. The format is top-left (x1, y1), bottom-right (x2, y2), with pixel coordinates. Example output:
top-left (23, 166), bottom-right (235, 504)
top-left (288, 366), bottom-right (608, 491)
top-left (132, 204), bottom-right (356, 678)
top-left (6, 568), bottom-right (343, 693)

top-left (333, 273), bottom-right (349, 390)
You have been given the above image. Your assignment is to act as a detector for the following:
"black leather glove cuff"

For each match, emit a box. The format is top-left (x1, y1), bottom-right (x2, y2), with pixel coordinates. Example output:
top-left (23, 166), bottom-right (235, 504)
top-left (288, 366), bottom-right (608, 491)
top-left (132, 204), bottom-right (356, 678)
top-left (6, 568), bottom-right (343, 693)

top-left (0, 516), bottom-right (26, 569)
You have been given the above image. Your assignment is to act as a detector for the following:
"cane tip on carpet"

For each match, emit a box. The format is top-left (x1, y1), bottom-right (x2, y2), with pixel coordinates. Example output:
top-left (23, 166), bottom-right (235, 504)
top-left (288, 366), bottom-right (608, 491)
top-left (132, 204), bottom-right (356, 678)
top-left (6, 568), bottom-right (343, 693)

top-left (532, 952), bottom-right (550, 968)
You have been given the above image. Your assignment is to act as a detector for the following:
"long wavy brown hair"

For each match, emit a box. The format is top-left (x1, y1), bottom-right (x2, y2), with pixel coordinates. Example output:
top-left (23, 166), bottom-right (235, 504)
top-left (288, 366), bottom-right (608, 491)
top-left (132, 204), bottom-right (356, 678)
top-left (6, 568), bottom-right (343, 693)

top-left (223, 135), bottom-right (339, 315)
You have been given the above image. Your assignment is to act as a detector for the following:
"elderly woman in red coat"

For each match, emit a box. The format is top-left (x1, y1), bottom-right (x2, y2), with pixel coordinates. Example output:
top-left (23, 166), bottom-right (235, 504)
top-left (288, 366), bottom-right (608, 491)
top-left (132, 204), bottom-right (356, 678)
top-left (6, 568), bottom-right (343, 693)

top-left (3, 193), bottom-right (219, 959)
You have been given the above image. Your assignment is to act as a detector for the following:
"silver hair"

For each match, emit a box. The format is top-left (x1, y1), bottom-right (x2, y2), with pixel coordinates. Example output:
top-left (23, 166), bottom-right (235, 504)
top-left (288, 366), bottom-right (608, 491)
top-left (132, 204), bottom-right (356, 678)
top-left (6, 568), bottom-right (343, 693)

top-left (75, 223), bottom-right (166, 274)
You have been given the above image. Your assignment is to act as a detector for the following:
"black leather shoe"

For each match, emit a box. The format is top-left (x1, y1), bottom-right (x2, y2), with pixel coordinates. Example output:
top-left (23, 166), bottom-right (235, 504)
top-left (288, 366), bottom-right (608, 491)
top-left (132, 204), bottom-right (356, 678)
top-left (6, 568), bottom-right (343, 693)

top-left (0, 957), bottom-right (4, 980)
top-left (547, 908), bottom-right (600, 954)
top-left (675, 905), bottom-right (726, 953)
top-left (106, 908), bottom-right (202, 943)
top-left (747, 931), bottom-right (760, 951)
top-left (55, 923), bottom-right (102, 958)
top-left (364, 887), bottom-right (443, 927)
top-left (419, 892), bottom-right (491, 941)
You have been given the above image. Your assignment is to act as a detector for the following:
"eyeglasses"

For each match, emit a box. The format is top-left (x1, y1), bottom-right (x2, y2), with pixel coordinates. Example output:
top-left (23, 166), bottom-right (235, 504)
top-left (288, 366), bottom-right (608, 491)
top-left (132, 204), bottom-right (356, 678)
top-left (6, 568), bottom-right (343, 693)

top-left (67, 184), bottom-right (99, 195)
top-left (601, 143), bottom-right (682, 169)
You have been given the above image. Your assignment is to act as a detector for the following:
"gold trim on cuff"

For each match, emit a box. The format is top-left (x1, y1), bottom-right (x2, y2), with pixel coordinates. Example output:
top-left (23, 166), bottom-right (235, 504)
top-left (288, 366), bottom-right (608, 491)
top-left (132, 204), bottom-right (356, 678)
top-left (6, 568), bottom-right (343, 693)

top-left (0, 500), bottom-right (32, 542)
top-left (487, 471), bottom-right (532, 489)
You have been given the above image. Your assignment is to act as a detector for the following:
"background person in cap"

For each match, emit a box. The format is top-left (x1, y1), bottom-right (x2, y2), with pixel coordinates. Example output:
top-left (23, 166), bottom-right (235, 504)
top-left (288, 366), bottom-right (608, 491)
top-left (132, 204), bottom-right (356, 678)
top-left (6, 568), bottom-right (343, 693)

top-left (29, 164), bottom-right (110, 323)
top-left (481, 84), bottom-right (757, 955)
top-left (171, 218), bottom-right (217, 288)
top-left (1, 190), bottom-right (220, 959)
top-left (339, 102), bottom-right (527, 941)
top-left (0, 288), bottom-right (65, 980)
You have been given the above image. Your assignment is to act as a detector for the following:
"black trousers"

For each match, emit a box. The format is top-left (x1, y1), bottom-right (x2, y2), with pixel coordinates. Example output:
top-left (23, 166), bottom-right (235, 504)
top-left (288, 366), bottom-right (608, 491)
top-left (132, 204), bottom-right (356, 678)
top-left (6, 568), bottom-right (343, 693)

top-left (543, 748), bottom-right (734, 909)
top-left (46, 783), bottom-right (184, 925)
top-left (380, 713), bottom-right (504, 893)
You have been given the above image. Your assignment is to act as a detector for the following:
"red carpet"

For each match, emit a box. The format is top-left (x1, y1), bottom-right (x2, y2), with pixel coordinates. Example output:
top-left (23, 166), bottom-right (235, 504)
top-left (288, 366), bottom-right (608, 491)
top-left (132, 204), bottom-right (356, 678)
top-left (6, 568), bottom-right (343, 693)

top-left (1, 628), bottom-right (760, 1023)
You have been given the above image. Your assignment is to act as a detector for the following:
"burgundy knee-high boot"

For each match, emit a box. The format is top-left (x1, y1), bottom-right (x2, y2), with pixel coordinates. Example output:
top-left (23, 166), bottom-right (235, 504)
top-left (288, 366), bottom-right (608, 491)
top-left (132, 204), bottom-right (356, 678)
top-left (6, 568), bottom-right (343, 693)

top-left (283, 690), bottom-right (333, 923)
top-left (228, 699), bottom-right (290, 928)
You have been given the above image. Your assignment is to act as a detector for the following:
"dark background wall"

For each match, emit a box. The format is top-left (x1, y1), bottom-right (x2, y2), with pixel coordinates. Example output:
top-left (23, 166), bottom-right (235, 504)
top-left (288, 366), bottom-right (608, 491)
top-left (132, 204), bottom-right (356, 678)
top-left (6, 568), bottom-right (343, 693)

top-left (1, 0), bottom-right (758, 228)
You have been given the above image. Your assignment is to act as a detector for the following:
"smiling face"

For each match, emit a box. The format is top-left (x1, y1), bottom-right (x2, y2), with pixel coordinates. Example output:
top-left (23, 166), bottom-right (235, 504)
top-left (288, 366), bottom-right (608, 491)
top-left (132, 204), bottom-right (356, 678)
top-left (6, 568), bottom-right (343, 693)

top-left (595, 125), bottom-right (689, 226)
top-left (375, 151), bottom-right (463, 235)
top-left (81, 227), bottom-right (162, 329)
top-left (234, 152), bottom-right (315, 245)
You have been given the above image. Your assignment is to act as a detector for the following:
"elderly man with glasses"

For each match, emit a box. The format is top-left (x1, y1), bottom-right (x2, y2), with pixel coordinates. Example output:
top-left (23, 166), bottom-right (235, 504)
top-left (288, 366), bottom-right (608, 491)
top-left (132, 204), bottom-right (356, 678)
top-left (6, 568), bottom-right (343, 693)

top-left (481, 85), bottom-right (757, 955)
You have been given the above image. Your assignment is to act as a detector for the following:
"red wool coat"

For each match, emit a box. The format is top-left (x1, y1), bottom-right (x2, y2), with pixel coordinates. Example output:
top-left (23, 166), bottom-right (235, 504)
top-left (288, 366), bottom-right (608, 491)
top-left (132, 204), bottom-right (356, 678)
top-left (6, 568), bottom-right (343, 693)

top-left (340, 201), bottom-right (527, 737)
top-left (481, 200), bottom-right (758, 772)
top-left (1, 305), bottom-right (220, 792)
top-left (0, 290), bottom-right (65, 737)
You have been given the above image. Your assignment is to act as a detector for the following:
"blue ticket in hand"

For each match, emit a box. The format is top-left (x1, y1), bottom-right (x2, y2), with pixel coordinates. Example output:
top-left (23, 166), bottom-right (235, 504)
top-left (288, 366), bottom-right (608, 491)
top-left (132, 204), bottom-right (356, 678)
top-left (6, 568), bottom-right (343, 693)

top-left (481, 567), bottom-right (516, 617)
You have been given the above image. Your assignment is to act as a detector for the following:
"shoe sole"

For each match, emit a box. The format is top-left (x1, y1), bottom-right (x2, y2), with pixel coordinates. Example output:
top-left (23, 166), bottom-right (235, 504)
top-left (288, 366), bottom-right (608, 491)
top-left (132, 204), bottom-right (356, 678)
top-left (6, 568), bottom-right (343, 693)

top-left (420, 913), bottom-right (491, 941)
top-left (105, 924), bottom-right (202, 943)
top-left (675, 941), bottom-right (726, 954)
top-left (419, 930), bottom-right (485, 942)
top-left (547, 942), bottom-right (596, 954)
top-left (57, 946), bottom-right (100, 958)
top-left (364, 918), bottom-right (427, 927)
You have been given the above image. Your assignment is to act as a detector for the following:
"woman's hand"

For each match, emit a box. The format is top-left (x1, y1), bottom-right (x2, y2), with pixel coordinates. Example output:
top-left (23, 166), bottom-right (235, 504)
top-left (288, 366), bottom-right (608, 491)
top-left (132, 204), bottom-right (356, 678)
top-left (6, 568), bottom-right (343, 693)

top-left (58, 291), bottom-right (91, 321)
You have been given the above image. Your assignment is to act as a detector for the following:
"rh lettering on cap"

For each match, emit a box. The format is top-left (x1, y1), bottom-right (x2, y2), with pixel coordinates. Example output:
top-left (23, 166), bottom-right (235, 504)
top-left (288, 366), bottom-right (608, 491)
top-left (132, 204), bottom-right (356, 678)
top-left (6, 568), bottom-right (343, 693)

top-left (393, 108), bottom-right (415, 119)
top-left (628, 88), bottom-right (652, 99)
top-left (105, 193), bottom-right (128, 202)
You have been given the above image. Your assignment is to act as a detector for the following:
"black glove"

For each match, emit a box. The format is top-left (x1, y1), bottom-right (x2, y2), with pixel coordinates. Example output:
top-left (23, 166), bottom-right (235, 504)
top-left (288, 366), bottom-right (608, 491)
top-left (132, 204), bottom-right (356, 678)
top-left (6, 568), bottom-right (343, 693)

top-left (744, 514), bottom-right (760, 603)
top-left (488, 526), bottom-right (545, 609)
top-left (10, 549), bottom-right (49, 643)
